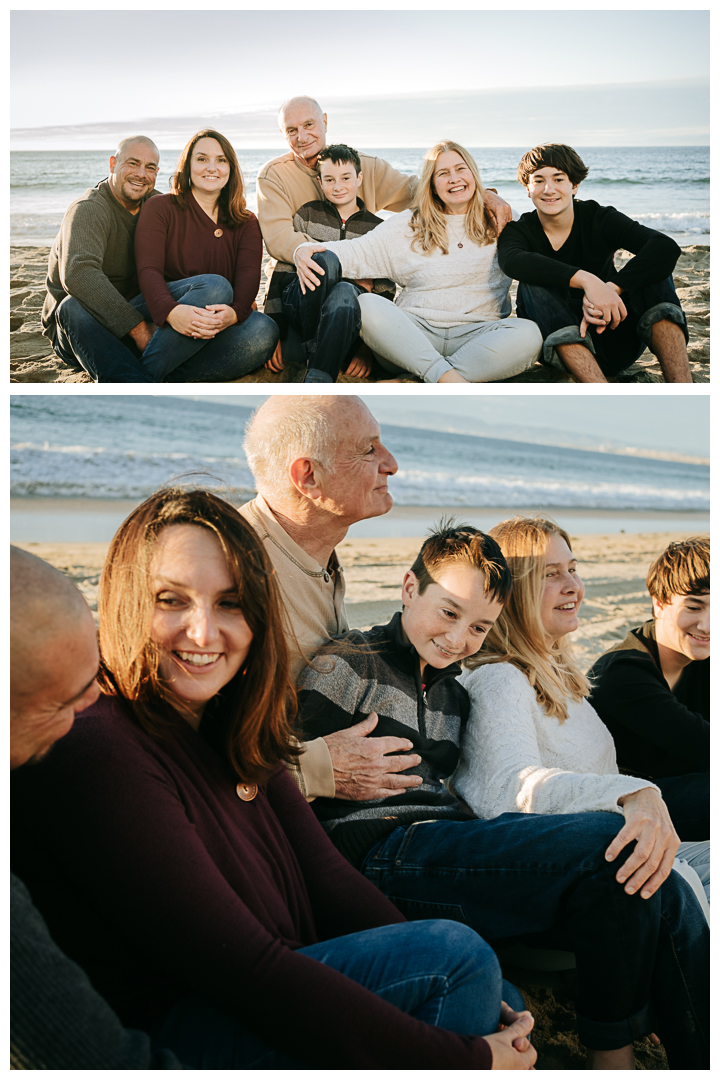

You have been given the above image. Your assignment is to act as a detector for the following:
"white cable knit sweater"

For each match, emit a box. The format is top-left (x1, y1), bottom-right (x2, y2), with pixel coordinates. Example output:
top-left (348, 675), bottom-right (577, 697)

top-left (452, 663), bottom-right (658, 820)
top-left (296, 209), bottom-right (513, 328)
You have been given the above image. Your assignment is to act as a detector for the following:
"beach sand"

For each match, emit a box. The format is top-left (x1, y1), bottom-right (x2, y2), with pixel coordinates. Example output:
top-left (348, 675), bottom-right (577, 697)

top-left (10, 245), bottom-right (709, 384)
top-left (13, 528), bottom-right (690, 1068)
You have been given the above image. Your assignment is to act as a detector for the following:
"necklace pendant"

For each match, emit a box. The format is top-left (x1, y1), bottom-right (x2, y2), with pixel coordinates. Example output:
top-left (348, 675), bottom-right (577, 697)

top-left (214, 228), bottom-right (223, 238)
top-left (458, 242), bottom-right (463, 249)
top-left (236, 782), bottom-right (258, 802)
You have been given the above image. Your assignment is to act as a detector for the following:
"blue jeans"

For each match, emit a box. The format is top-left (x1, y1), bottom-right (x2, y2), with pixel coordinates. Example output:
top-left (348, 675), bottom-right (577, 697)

top-left (149, 921), bottom-right (523, 1068)
top-left (281, 251), bottom-right (361, 380)
top-left (517, 275), bottom-right (688, 376)
top-left (53, 276), bottom-right (278, 383)
top-left (657, 771), bottom-right (709, 842)
top-left (361, 813), bottom-right (708, 1065)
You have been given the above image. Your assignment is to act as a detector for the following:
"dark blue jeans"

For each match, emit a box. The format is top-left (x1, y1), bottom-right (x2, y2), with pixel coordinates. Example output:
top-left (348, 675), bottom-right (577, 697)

top-left (362, 813), bottom-right (708, 1065)
top-left (149, 921), bottom-right (523, 1068)
top-left (54, 276), bottom-right (278, 383)
top-left (656, 771), bottom-right (709, 842)
top-left (281, 251), bottom-right (362, 380)
top-left (517, 275), bottom-right (688, 376)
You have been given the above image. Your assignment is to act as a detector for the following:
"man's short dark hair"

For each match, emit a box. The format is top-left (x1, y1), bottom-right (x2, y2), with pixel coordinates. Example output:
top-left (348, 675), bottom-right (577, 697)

top-left (517, 143), bottom-right (589, 187)
top-left (646, 536), bottom-right (710, 604)
top-left (316, 144), bottom-right (362, 176)
top-left (410, 519), bottom-right (513, 604)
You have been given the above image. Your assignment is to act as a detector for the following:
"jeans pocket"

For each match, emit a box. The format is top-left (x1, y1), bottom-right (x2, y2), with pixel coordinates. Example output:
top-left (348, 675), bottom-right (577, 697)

top-left (386, 895), bottom-right (469, 924)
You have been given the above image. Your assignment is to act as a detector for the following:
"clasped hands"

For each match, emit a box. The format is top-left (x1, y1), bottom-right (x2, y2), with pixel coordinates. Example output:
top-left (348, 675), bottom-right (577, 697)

top-left (167, 302), bottom-right (240, 339)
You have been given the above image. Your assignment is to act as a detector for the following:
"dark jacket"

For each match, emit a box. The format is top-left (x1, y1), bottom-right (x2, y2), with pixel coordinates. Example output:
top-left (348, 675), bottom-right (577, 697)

top-left (297, 611), bottom-right (472, 869)
top-left (587, 620), bottom-right (709, 779)
top-left (497, 198), bottom-right (681, 297)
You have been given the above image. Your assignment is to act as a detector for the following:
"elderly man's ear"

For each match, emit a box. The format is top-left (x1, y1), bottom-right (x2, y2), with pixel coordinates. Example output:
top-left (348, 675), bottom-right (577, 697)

top-left (288, 457), bottom-right (325, 502)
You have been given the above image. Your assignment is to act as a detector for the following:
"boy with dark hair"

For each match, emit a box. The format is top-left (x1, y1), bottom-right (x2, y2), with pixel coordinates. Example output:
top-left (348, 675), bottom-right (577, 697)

top-left (498, 143), bottom-right (692, 384)
top-left (265, 143), bottom-right (395, 384)
top-left (296, 522), bottom-right (710, 1069)
top-left (588, 537), bottom-right (709, 841)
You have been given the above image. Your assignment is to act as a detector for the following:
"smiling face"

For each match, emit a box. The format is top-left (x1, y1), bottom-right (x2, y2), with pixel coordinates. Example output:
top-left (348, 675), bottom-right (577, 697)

top-left (108, 139), bottom-right (159, 212)
top-left (526, 166), bottom-right (578, 219)
top-left (433, 150), bottom-right (476, 215)
top-left (280, 101), bottom-right (328, 167)
top-left (189, 137), bottom-right (231, 198)
top-left (401, 563), bottom-right (504, 675)
top-left (539, 533), bottom-right (585, 643)
top-left (318, 159), bottom-right (362, 214)
top-left (652, 591), bottom-right (710, 664)
top-left (10, 607), bottom-right (100, 769)
top-left (150, 524), bottom-right (253, 722)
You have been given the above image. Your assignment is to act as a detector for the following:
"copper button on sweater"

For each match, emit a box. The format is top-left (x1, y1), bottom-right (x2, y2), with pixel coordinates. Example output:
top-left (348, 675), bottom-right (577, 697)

top-left (236, 782), bottom-right (257, 801)
top-left (214, 228), bottom-right (223, 238)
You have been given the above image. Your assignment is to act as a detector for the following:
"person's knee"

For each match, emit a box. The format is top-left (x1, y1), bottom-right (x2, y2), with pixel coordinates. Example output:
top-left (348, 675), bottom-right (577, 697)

top-left (313, 250), bottom-right (343, 288)
top-left (357, 291), bottom-right (392, 333)
top-left (192, 274), bottom-right (233, 306)
top-left (56, 295), bottom-right (95, 334)
top-left (249, 311), bottom-right (280, 353)
top-left (513, 319), bottom-right (543, 364)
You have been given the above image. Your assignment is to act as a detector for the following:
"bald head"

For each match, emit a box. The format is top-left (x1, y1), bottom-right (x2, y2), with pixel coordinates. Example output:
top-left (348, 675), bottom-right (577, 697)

top-left (11, 547), bottom-right (100, 768)
top-left (278, 97), bottom-right (327, 166)
top-left (114, 135), bottom-right (160, 162)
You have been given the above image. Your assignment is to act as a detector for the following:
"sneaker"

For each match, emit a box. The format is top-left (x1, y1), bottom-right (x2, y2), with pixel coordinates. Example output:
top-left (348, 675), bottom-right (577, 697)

top-left (304, 367), bottom-right (334, 383)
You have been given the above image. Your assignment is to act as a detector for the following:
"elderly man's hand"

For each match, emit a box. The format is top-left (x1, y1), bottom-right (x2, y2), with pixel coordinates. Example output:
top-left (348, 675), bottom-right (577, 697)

top-left (483, 189), bottom-right (513, 236)
top-left (294, 243), bottom-right (328, 294)
top-left (323, 712), bottom-right (423, 800)
top-left (606, 787), bottom-right (680, 899)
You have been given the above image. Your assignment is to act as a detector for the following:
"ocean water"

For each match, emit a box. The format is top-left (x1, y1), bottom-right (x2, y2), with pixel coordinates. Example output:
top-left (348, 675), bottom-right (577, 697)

top-left (10, 396), bottom-right (709, 517)
top-left (10, 146), bottom-right (709, 247)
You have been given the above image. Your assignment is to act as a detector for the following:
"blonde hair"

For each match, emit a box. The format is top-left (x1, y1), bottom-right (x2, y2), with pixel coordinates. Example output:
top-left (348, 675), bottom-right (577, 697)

top-left (463, 516), bottom-right (591, 721)
top-left (409, 141), bottom-right (495, 256)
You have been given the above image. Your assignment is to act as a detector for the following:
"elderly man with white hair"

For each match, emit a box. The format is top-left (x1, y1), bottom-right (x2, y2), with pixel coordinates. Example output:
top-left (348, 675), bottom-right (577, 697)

top-left (257, 96), bottom-right (513, 372)
top-left (240, 394), bottom-right (423, 802)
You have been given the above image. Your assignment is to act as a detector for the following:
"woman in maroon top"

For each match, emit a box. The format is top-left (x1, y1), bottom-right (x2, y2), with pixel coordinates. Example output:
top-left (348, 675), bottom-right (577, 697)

top-left (133, 130), bottom-right (278, 381)
top-left (11, 488), bottom-right (535, 1070)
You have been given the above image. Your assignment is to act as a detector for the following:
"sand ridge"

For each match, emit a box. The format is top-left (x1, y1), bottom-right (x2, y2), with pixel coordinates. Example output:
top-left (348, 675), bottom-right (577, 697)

top-left (10, 246), bottom-right (709, 384)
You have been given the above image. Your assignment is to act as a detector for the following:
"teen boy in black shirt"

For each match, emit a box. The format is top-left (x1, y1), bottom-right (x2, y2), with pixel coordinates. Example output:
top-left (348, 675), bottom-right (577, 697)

top-left (497, 144), bottom-right (692, 383)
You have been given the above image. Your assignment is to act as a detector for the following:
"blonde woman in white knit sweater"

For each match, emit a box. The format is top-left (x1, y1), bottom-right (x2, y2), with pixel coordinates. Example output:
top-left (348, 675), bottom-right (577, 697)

top-left (452, 516), bottom-right (709, 919)
top-left (294, 142), bottom-right (542, 383)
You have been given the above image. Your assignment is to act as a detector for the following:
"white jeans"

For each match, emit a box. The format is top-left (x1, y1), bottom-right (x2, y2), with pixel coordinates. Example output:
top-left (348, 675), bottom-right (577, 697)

top-left (674, 840), bottom-right (710, 923)
top-left (358, 292), bottom-right (542, 383)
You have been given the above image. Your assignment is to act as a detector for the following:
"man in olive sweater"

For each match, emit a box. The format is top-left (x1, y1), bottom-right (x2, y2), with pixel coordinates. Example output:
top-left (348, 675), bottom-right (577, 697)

top-left (10, 546), bottom-right (182, 1068)
top-left (42, 136), bottom-right (160, 383)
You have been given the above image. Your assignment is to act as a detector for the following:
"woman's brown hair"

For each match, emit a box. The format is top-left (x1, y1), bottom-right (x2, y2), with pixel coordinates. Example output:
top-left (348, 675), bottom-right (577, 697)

top-left (98, 487), bottom-right (298, 783)
top-left (170, 129), bottom-right (250, 228)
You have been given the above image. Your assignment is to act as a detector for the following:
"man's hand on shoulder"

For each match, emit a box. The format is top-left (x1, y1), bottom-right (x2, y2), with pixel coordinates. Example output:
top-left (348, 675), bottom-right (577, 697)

top-left (323, 712), bottom-right (423, 800)
top-left (483, 190), bottom-right (513, 236)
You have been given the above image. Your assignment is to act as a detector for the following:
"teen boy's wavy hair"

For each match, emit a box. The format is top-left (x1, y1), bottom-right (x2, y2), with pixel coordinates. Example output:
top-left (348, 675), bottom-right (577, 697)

top-left (317, 144), bottom-right (362, 175)
top-left (464, 516), bottom-right (591, 721)
top-left (97, 487), bottom-right (298, 784)
top-left (516, 144), bottom-right (589, 187)
top-left (409, 141), bottom-right (495, 255)
top-left (410, 519), bottom-right (513, 604)
top-left (170, 129), bottom-right (250, 228)
top-left (646, 536), bottom-right (709, 604)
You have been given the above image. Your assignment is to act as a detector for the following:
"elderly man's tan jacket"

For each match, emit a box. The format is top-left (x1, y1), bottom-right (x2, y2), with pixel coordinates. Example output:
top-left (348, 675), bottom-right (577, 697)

top-left (256, 151), bottom-right (418, 265)
top-left (239, 493), bottom-right (349, 800)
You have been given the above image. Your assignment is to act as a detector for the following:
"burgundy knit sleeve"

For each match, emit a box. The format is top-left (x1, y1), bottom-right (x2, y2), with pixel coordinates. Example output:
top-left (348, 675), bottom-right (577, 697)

top-left (134, 197), bottom-right (181, 327)
top-left (12, 707), bottom-right (493, 1070)
top-left (229, 213), bottom-right (263, 324)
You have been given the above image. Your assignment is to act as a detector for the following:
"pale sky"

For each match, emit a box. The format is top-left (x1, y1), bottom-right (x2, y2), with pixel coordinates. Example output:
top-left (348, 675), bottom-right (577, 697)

top-left (10, 10), bottom-right (710, 146)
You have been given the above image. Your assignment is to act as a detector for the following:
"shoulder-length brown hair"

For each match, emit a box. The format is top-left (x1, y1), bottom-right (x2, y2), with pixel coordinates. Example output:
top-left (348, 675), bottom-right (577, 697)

top-left (170, 129), bottom-right (250, 228)
top-left (97, 487), bottom-right (297, 783)
top-left (463, 516), bottom-right (591, 721)
top-left (409, 140), bottom-right (495, 256)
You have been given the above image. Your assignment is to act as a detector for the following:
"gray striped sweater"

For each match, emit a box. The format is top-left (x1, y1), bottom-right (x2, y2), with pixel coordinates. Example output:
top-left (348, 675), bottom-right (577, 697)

top-left (296, 612), bottom-right (472, 868)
